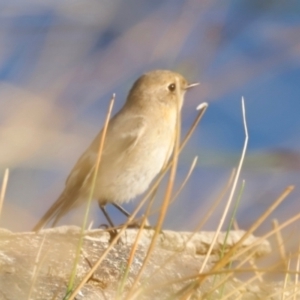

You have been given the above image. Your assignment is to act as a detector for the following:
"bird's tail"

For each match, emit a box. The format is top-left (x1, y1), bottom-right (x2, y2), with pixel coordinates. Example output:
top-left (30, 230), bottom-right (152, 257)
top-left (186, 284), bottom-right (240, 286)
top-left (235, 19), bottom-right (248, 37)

top-left (32, 191), bottom-right (75, 232)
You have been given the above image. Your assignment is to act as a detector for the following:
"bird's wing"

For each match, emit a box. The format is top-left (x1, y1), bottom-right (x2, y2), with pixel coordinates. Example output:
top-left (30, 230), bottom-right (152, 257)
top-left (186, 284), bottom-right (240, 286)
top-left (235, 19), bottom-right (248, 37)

top-left (32, 115), bottom-right (147, 231)
top-left (65, 115), bottom-right (147, 191)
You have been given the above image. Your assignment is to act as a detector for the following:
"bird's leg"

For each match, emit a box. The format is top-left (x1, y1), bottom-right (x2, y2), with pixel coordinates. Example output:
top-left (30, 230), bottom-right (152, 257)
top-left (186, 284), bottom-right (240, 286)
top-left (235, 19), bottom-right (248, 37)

top-left (99, 203), bottom-right (115, 228)
top-left (112, 203), bottom-right (131, 217)
top-left (98, 203), bottom-right (118, 242)
top-left (99, 202), bottom-right (153, 233)
top-left (112, 203), bottom-right (143, 228)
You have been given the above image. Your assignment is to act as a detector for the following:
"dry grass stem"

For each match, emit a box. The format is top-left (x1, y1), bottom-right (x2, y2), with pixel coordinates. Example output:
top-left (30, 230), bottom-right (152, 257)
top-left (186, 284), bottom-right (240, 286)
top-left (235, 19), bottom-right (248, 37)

top-left (294, 247), bottom-right (300, 300)
top-left (180, 102), bottom-right (208, 151)
top-left (193, 168), bottom-right (236, 233)
top-left (214, 185), bottom-right (294, 270)
top-left (170, 156), bottom-right (198, 204)
top-left (117, 197), bottom-right (154, 298)
top-left (206, 248), bottom-right (260, 298)
top-left (0, 168), bottom-right (9, 218)
top-left (283, 287), bottom-right (300, 300)
top-left (117, 263), bottom-right (300, 299)
top-left (249, 258), bottom-right (263, 282)
top-left (130, 155), bottom-right (199, 223)
top-left (172, 169), bottom-right (294, 297)
top-left (67, 95), bottom-right (115, 298)
top-left (28, 235), bottom-right (46, 299)
top-left (273, 219), bottom-right (288, 267)
top-left (201, 188), bottom-right (298, 299)
top-left (87, 220), bottom-right (94, 230)
top-left (282, 256), bottom-right (291, 300)
top-left (199, 97), bottom-right (248, 274)
top-left (201, 186), bottom-right (295, 297)
top-left (230, 186), bottom-right (295, 264)
top-left (233, 219), bottom-right (240, 230)
top-left (223, 275), bottom-right (260, 300)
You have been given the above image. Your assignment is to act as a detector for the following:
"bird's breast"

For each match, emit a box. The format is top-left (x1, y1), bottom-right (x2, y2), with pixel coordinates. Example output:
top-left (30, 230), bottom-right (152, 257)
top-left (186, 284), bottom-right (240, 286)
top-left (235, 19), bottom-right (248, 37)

top-left (96, 109), bottom-right (177, 204)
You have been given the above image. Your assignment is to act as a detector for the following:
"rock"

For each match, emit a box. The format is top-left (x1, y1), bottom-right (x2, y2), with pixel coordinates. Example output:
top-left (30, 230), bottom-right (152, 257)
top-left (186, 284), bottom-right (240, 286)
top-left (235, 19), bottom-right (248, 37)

top-left (0, 227), bottom-right (288, 300)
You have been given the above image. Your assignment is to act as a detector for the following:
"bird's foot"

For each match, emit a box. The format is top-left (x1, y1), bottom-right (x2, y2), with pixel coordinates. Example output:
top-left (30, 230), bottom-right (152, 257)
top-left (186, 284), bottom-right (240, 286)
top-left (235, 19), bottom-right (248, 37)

top-left (99, 223), bottom-right (122, 244)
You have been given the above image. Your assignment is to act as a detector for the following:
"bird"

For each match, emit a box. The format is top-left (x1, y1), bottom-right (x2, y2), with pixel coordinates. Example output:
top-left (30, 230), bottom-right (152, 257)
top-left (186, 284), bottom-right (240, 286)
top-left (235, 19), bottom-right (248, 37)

top-left (33, 70), bottom-right (199, 232)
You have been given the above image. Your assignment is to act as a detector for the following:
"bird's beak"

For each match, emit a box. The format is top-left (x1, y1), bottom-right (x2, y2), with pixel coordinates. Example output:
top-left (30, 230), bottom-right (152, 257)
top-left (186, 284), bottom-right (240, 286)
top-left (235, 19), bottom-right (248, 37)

top-left (186, 82), bottom-right (200, 89)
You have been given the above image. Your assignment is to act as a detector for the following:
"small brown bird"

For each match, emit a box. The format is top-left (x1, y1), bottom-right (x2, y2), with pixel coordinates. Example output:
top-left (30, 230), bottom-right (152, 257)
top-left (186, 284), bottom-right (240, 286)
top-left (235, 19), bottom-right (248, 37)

top-left (33, 70), bottom-right (198, 231)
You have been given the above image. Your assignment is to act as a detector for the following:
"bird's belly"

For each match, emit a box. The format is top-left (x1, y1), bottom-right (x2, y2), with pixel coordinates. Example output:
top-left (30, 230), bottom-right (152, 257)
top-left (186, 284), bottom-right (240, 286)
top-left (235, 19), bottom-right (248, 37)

top-left (95, 137), bottom-right (173, 204)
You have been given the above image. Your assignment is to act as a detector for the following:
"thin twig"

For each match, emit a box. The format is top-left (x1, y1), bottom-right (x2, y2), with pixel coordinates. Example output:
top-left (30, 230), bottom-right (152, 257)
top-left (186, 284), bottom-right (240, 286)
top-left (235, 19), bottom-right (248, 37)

top-left (273, 219), bottom-right (287, 267)
top-left (170, 156), bottom-right (198, 204)
top-left (294, 246), bottom-right (300, 300)
top-left (199, 97), bottom-right (248, 274)
top-left (0, 168), bottom-right (9, 218)
top-left (282, 255), bottom-right (291, 300)
top-left (28, 235), bottom-right (46, 299)
top-left (66, 94), bottom-right (115, 299)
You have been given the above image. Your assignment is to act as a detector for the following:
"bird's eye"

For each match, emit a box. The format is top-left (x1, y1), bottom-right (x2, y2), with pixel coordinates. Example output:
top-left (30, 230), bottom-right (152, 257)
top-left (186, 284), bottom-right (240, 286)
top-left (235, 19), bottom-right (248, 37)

top-left (168, 83), bottom-right (176, 92)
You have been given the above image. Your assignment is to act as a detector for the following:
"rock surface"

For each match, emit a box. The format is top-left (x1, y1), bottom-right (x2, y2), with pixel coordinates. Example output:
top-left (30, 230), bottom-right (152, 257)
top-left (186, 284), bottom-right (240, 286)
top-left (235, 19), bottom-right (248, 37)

top-left (0, 227), bottom-right (290, 299)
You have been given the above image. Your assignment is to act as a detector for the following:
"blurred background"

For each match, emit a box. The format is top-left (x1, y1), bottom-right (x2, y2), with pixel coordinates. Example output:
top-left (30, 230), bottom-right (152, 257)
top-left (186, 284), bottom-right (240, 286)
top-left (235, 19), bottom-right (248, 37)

top-left (0, 0), bottom-right (299, 249)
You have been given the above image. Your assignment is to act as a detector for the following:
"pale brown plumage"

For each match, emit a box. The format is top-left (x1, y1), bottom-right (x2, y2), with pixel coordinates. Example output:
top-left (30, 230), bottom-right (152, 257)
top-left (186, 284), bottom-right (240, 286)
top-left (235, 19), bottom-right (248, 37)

top-left (33, 70), bottom-right (198, 231)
